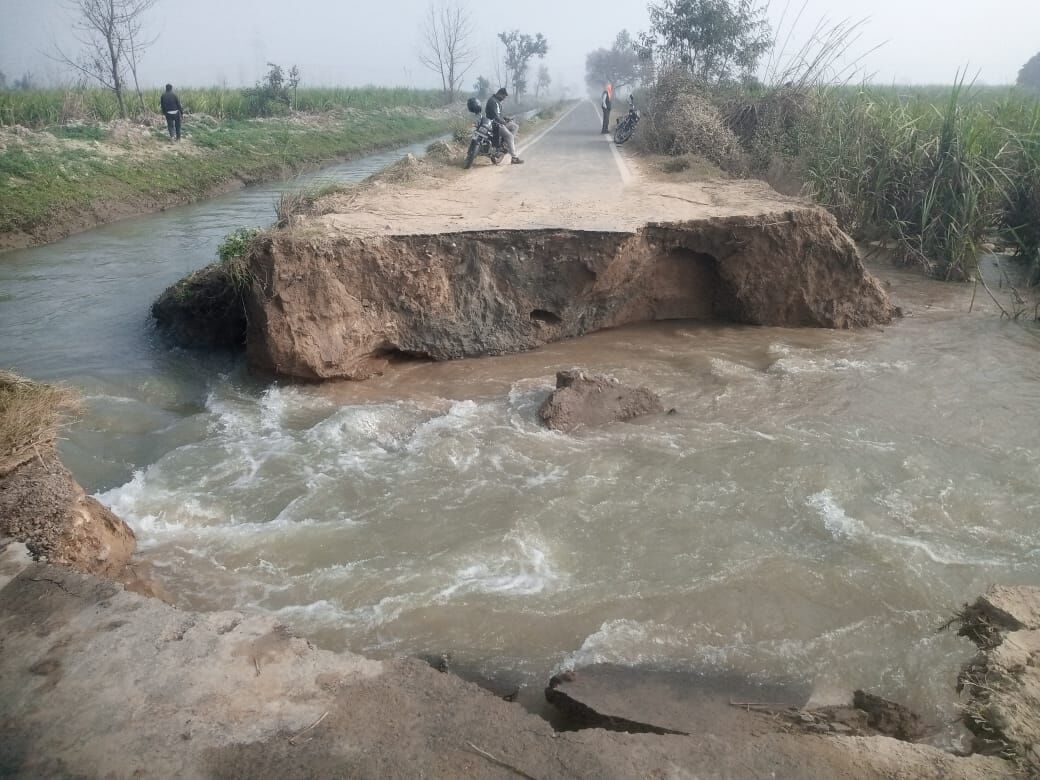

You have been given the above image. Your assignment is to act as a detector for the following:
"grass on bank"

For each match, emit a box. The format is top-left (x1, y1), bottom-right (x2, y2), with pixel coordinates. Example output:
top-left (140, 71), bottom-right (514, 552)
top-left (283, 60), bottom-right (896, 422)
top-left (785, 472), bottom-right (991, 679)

top-left (0, 110), bottom-right (454, 238)
top-left (0, 371), bottom-right (78, 475)
top-left (0, 86), bottom-right (448, 128)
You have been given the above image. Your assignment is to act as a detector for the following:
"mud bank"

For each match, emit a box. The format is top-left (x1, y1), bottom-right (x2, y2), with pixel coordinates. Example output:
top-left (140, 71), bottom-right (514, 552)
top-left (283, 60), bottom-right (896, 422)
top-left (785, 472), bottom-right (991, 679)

top-left (159, 209), bottom-right (891, 381)
top-left (952, 586), bottom-right (1040, 768)
top-left (0, 560), bottom-right (1016, 779)
top-left (0, 373), bottom-right (135, 578)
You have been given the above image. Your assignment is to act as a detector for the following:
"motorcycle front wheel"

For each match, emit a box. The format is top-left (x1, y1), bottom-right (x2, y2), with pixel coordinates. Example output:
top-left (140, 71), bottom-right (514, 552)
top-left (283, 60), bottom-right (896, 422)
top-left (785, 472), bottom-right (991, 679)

top-left (614, 119), bottom-right (636, 145)
top-left (464, 140), bottom-right (479, 169)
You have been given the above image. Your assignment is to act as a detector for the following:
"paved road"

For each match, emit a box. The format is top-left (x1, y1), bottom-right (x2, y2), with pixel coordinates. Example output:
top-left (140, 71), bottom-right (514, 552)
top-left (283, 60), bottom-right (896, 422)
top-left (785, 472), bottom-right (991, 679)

top-left (514, 100), bottom-right (632, 195)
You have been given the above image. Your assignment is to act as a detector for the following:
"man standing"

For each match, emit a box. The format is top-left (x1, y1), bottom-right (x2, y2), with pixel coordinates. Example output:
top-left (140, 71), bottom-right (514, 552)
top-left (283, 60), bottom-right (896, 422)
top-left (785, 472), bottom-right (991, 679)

top-left (484, 87), bottom-right (524, 165)
top-left (160, 84), bottom-right (183, 141)
top-left (600, 83), bottom-right (613, 134)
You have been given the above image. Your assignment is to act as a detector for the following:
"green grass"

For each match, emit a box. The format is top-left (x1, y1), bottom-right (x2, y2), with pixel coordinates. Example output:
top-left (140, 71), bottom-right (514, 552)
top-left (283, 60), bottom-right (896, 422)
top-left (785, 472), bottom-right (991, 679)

top-left (798, 83), bottom-right (1040, 280)
top-left (0, 86), bottom-right (448, 128)
top-left (0, 110), bottom-right (454, 237)
top-left (697, 79), bottom-right (1040, 281)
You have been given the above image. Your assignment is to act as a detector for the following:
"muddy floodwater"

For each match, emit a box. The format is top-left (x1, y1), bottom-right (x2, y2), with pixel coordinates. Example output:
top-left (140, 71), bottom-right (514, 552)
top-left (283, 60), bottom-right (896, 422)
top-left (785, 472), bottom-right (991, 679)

top-left (3, 144), bottom-right (1040, 747)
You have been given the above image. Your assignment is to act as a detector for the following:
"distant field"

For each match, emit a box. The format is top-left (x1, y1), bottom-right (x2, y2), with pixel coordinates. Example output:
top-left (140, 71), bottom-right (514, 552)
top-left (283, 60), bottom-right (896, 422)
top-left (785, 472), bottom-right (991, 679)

top-left (0, 86), bottom-right (449, 128)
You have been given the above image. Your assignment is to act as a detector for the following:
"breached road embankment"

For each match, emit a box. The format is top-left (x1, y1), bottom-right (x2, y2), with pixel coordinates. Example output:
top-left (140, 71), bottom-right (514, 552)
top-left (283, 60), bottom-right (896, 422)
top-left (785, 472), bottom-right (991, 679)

top-left (155, 148), bottom-right (894, 380)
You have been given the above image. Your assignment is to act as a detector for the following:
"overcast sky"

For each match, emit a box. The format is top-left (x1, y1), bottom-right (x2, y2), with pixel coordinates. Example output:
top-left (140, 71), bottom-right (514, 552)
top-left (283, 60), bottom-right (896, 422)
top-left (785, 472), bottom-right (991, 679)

top-left (1, 0), bottom-right (1037, 93)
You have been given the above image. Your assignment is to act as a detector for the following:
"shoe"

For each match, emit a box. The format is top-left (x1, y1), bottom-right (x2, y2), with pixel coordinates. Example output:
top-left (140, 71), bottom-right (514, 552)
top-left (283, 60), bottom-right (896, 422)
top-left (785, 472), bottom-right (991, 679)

top-left (512, 157), bottom-right (525, 165)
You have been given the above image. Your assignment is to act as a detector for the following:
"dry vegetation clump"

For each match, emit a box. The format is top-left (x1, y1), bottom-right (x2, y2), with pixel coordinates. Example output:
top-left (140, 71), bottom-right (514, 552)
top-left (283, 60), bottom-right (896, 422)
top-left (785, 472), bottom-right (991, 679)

top-left (720, 87), bottom-right (818, 171)
top-left (425, 139), bottom-right (465, 165)
top-left (0, 371), bottom-right (79, 476)
top-left (637, 71), bottom-right (746, 174)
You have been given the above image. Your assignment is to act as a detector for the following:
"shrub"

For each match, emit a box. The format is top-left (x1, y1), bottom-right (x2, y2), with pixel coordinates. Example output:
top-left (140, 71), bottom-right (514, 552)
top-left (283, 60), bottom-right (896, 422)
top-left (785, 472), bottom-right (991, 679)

top-left (217, 227), bottom-right (262, 290)
top-left (637, 70), bottom-right (746, 172)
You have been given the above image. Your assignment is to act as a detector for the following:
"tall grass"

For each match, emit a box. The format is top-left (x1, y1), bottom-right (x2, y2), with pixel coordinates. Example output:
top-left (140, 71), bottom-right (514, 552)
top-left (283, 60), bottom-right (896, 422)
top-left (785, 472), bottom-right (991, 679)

top-left (798, 82), bottom-right (1040, 280)
top-left (0, 86), bottom-right (448, 128)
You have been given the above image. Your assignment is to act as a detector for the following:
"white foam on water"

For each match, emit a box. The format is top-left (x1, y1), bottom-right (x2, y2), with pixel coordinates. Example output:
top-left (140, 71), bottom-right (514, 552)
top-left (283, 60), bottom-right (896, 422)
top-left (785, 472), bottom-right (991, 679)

top-left (767, 344), bottom-right (911, 377)
top-left (808, 490), bottom-right (1007, 566)
top-left (438, 525), bottom-right (562, 599)
top-left (557, 619), bottom-right (711, 672)
top-left (809, 490), bottom-right (868, 539)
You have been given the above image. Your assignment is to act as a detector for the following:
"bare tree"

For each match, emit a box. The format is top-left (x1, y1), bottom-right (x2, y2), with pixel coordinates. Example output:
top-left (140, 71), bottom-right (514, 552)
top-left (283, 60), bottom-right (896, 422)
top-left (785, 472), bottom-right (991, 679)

top-left (51, 0), bottom-right (159, 118)
top-left (123, 0), bottom-right (160, 114)
top-left (417, 1), bottom-right (477, 102)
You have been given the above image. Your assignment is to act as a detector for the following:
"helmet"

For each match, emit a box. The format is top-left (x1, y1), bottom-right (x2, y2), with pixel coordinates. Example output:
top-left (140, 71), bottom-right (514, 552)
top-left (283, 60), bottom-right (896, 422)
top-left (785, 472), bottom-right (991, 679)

top-left (467, 97), bottom-right (482, 115)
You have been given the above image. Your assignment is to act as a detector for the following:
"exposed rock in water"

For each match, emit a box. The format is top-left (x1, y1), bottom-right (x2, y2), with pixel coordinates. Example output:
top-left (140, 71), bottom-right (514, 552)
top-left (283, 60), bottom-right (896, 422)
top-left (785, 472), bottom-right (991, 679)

top-left (239, 210), bottom-right (893, 381)
top-left (152, 262), bottom-right (247, 348)
top-left (0, 455), bottom-right (135, 577)
top-left (545, 665), bottom-right (929, 744)
top-left (951, 586), bottom-right (1040, 769)
top-left (852, 689), bottom-right (926, 742)
top-left (539, 370), bottom-right (664, 432)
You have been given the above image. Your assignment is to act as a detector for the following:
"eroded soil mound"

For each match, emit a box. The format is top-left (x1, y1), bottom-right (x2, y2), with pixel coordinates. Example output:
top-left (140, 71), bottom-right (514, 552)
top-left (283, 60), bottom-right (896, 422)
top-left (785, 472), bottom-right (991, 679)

top-left (952, 586), bottom-right (1040, 768)
top-left (539, 370), bottom-right (664, 432)
top-left (242, 210), bottom-right (892, 381)
top-left (0, 456), bottom-right (135, 578)
top-left (0, 372), bottom-right (135, 577)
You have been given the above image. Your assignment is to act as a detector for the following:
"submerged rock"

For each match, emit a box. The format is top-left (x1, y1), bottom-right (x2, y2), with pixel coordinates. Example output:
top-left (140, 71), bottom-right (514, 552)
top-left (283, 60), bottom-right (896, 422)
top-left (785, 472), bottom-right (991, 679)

top-left (538, 370), bottom-right (664, 432)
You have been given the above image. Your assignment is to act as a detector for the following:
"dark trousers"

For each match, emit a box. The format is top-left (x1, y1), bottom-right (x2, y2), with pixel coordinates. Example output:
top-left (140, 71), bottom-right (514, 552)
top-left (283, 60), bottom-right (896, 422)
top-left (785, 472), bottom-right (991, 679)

top-left (601, 108), bottom-right (611, 134)
top-left (165, 113), bottom-right (181, 139)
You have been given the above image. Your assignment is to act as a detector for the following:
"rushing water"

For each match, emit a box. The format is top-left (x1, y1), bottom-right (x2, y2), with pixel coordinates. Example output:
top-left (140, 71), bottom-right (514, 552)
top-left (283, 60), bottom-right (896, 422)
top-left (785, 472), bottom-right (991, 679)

top-left (3, 145), bottom-right (1040, 745)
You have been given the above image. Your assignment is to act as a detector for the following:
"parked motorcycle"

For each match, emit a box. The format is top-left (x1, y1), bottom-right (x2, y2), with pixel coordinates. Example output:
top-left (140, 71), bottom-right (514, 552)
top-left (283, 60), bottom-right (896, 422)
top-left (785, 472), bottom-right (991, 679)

top-left (613, 96), bottom-right (640, 145)
top-left (464, 97), bottom-right (510, 169)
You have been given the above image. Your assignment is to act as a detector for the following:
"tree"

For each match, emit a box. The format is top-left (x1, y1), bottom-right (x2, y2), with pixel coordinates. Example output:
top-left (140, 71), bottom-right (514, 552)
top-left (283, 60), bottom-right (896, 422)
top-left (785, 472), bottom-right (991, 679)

top-left (473, 75), bottom-right (491, 98)
top-left (52, 0), bottom-right (160, 118)
top-left (535, 65), bottom-right (551, 99)
top-left (0, 71), bottom-right (6, 90)
top-left (585, 30), bottom-right (641, 91)
top-left (242, 62), bottom-right (300, 116)
top-left (418, 1), bottom-right (477, 102)
top-left (1019, 52), bottom-right (1040, 92)
top-left (644, 0), bottom-right (771, 84)
top-left (498, 30), bottom-right (548, 98)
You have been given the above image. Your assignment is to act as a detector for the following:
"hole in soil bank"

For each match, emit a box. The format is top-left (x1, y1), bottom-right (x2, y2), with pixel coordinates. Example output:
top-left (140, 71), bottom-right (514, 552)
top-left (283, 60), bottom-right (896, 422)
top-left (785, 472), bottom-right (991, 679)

top-left (530, 309), bottom-right (563, 325)
top-left (648, 249), bottom-right (737, 322)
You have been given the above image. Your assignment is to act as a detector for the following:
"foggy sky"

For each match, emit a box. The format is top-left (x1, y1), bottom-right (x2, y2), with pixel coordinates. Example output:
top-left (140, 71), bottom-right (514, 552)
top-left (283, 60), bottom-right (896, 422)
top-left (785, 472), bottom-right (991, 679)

top-left (2, 0), bottom-right (1038, 94)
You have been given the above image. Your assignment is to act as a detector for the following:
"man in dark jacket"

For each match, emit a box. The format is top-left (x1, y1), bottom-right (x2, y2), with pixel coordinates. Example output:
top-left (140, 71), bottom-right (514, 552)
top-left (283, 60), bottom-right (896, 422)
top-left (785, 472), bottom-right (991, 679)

top-left (600, 83), bottom-right (612, 134)
top-left (484, 87), bottom-right (523, 164)
top-left (160, 84), bottom-right (183, 141)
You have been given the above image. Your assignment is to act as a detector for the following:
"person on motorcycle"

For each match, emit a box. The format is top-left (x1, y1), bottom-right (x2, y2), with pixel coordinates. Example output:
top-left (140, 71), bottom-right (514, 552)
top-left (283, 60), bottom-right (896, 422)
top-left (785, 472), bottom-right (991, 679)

top-left (485, 88), bottom-right (524, 165)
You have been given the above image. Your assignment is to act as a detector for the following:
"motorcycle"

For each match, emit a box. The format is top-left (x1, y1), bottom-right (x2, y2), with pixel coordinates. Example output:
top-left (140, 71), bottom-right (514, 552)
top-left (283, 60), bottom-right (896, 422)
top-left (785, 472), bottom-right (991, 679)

top-left (613, 96), bottom-right (640, 145)
top-left (464, 97), bottom-right (511, 169)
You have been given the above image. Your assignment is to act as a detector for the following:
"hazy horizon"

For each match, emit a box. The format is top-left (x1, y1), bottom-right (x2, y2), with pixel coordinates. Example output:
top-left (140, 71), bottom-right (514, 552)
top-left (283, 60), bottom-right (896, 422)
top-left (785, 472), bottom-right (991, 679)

top-left (2, 0), bottom-right (1038, 94)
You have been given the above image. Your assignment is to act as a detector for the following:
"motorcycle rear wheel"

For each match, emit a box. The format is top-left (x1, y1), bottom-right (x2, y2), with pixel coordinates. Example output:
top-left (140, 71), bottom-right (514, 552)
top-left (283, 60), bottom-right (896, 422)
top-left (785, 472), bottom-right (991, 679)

top-left (614, 119), bottom-right (636, 145)
top-left (490, 152), bottom-right (503, 165)
top-left (464, 140), bottom-right (478, 169)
